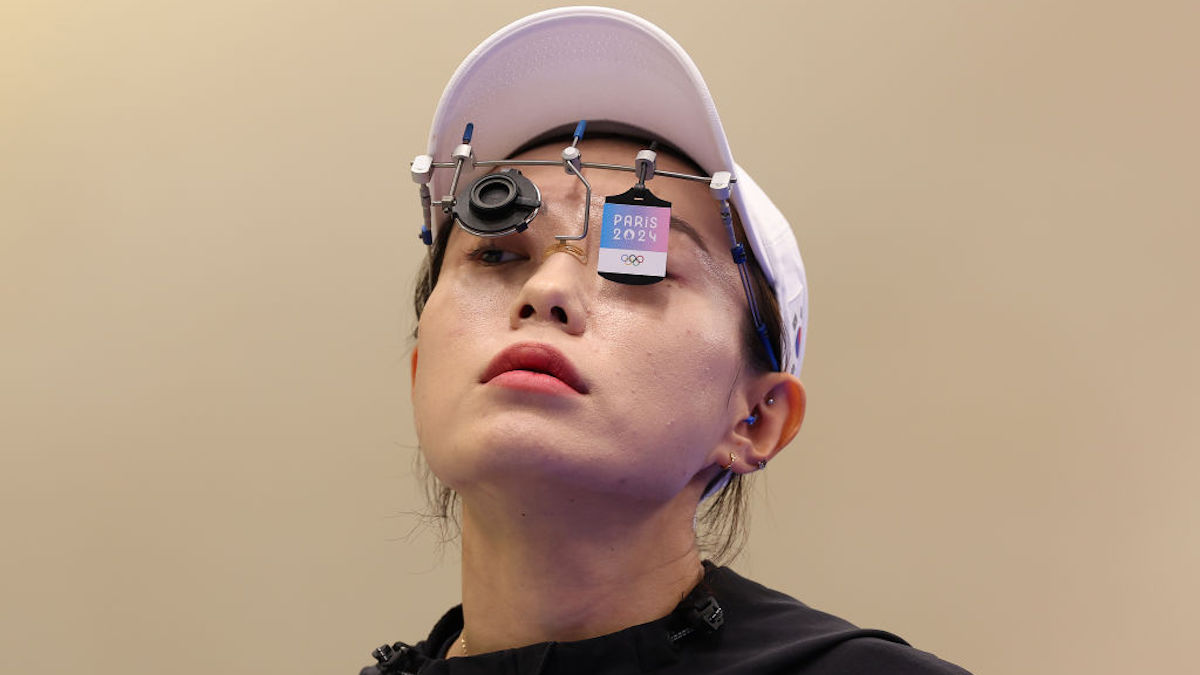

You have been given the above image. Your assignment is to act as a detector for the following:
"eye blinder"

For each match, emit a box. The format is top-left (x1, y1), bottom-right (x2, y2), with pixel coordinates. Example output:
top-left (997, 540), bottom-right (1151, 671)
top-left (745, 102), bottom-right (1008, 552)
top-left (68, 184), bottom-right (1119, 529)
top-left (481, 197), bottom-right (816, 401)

top-left (452, 168), bottom-right (541, 237)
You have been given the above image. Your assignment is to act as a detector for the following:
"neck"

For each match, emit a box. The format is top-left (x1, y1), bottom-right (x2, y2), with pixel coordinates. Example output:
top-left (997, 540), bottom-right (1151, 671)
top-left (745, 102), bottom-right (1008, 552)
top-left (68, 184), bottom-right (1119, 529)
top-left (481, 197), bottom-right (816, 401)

top-left (453, 488), bottom-right (705, 657)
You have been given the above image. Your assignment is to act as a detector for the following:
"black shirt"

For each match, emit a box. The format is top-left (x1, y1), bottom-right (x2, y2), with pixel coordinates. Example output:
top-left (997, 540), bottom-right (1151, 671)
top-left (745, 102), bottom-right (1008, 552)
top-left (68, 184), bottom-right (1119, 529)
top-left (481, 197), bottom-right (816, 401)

top-left (360, 563), bottom-right (971, 674)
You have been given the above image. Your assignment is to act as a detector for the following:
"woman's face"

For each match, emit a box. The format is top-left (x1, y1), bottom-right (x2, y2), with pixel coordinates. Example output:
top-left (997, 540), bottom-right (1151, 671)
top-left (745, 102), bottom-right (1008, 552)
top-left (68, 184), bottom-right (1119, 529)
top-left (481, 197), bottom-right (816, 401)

top-left (413, 137), bottom-right (756, 508)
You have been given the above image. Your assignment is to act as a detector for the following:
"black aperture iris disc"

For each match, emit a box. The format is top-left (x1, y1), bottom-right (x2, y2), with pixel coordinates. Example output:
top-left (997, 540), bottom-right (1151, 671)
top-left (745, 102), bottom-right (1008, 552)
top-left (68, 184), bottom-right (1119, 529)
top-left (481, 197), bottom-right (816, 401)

top-left (471, 175), bottom-right (517, 214)
top-left (452, 168), bottom-right (541, 237)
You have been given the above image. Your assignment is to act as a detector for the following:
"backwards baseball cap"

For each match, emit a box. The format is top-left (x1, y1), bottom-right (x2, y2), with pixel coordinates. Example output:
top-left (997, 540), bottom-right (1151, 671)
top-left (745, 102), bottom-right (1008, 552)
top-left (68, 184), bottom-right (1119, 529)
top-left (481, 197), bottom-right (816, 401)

top-left (421, 6), bottom-right (808, 376)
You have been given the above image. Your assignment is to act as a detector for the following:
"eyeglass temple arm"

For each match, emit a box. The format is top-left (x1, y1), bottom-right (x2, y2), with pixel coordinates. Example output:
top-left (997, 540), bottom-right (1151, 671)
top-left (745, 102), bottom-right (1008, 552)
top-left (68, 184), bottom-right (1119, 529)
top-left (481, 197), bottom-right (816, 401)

top-left (712, 173), bottom-right (780, 372)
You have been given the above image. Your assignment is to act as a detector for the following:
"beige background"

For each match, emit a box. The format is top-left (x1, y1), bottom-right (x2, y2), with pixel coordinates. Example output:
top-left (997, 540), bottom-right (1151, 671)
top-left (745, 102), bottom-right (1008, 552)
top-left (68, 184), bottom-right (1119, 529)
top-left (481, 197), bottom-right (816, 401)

top-left (2, 1), bottom-right (1197, 673)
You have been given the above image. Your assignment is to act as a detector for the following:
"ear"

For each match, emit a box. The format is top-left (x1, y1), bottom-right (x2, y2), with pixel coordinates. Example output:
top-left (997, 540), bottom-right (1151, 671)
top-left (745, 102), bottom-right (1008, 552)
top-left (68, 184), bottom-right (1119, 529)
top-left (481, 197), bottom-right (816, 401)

top-left (410, 347), bottom-right (419, 389)
top-left (710, 374), bottom-right (806, 474)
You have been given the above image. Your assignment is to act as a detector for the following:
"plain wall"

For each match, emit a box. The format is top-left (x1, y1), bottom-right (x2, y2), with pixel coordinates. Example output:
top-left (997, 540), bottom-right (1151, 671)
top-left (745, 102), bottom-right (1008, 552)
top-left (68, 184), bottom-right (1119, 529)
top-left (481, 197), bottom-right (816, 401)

top-left (2, 1), bottom-right (1197, 673)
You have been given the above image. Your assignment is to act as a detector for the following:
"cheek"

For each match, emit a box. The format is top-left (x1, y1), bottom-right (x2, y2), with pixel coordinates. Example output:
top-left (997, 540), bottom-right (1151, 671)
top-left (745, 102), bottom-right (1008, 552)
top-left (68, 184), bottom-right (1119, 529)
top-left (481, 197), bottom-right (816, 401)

top-left (412, 275), bottom-right (511, 423)
top-left (597, 311), bottom-right (744, 460)
top-left (419, 265), bottom-right (519, 353)
top-left (421, 272), bottom-right (507, 336)
top-left (659, 325), bottom-right (741, 423)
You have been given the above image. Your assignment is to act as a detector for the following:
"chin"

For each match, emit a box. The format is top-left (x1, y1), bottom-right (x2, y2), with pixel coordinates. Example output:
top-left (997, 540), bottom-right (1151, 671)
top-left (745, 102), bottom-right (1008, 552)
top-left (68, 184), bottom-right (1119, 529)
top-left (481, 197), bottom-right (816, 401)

top-left (426, 421), bottom-right (700, 507)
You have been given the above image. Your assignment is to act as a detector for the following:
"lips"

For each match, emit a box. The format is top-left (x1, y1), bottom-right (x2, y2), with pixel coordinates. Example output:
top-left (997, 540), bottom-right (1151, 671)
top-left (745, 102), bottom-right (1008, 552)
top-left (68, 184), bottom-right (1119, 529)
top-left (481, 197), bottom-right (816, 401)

top-left (481, 342), bottom-right (588, 394)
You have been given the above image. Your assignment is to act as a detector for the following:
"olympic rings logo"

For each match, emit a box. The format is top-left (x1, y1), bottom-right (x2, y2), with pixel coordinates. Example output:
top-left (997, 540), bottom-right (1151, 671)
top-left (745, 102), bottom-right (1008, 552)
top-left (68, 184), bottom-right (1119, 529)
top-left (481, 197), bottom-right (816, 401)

top-left (620, 254), bottom-right (645, 267)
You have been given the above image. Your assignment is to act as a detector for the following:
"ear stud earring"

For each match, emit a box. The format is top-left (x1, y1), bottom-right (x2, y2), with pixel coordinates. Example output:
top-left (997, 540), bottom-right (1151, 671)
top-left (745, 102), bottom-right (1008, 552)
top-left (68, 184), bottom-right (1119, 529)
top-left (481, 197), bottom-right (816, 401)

top-left (757, 459), bottom-right (768, 470)
top-left (722, 453), bottom-right (737, 470)
top-left (765, 395), bottom-right (776, 406)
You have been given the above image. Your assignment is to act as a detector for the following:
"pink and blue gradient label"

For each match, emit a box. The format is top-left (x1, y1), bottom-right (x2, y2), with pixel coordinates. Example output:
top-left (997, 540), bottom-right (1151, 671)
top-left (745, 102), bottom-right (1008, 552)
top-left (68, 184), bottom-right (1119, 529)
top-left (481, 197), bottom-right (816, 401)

top-left (598, 202), bottom-right (670, 278)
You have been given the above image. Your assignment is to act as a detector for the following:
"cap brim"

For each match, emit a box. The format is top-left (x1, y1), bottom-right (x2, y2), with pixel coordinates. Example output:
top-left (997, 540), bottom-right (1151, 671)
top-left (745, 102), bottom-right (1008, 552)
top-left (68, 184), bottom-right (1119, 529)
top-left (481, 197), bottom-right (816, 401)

top-left (428, 7), bottom-right (734, 208)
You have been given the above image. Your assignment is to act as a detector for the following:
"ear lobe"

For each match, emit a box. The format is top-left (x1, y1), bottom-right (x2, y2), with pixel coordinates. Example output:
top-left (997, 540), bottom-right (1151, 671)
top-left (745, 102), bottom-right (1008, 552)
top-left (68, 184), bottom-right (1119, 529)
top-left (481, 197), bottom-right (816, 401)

top-left (410, 347), bottom-right (419, 389)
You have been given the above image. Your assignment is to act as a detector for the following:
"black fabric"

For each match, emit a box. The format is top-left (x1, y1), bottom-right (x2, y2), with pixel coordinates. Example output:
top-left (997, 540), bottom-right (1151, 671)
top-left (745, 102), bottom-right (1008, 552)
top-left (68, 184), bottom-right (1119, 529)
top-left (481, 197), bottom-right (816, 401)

top-left (359, 563), bottom-right (970, 675)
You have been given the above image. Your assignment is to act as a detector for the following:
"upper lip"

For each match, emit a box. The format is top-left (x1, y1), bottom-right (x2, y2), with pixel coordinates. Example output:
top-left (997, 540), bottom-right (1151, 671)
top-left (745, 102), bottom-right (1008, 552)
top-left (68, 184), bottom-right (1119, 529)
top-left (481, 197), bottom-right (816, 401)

top-left (480, 342), bottom-right (589, 394)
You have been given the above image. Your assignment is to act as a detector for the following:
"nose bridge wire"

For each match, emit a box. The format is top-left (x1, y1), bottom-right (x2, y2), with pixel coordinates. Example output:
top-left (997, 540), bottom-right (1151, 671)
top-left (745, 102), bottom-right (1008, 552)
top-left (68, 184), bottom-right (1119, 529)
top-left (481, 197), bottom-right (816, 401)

top-left (555, 160), bottom-right (592, 242)
top-left (556, 120), bottom-right (591, 243)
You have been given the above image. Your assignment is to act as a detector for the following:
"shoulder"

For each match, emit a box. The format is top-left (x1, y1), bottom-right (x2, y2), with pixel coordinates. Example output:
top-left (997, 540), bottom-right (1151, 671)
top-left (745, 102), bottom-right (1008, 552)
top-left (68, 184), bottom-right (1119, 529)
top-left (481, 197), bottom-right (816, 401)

top-left (701, 565), bottom-right (971, 674)
top-left (705, 565), bottom-right (861, 636)
top-left (818, 637), bottom-right (972, 674)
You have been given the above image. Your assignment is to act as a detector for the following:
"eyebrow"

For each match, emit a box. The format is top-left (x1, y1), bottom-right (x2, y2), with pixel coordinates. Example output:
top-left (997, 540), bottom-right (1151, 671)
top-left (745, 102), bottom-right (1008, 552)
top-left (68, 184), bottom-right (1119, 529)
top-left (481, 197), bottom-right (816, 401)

top-left (670, 215), bottom-right (712, 256)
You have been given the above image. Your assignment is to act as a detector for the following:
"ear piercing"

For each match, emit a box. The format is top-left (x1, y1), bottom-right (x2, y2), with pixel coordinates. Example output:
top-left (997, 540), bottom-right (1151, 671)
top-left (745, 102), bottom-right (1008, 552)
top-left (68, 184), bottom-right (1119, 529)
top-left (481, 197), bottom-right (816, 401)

top-left (744, 397), bottom-right (775, 425)
top-left (724, 454), bottom-right (766, 471)
top-left (736, 401), bottom-right (775, 470)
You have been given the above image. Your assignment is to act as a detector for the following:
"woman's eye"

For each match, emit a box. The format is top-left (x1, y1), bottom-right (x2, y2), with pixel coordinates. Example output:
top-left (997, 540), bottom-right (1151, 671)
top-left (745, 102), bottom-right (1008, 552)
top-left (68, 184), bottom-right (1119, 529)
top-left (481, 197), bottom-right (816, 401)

top-left (469, 247), bottom-right (522, 265)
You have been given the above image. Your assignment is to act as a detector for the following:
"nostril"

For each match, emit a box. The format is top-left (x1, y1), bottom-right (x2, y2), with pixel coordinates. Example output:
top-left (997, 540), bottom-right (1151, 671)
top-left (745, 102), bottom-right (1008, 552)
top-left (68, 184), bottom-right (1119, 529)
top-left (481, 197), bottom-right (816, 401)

top-left (519, 305), bottom-right (535, 319)
top-left (550, 306), bottom-right (568, 324)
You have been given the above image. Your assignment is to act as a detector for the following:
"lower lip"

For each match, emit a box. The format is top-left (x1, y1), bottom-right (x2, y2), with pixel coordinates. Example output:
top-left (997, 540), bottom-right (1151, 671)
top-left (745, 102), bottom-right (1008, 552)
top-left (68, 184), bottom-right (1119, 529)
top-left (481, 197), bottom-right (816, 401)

top-left (487, 370), bottom-right (581, 395)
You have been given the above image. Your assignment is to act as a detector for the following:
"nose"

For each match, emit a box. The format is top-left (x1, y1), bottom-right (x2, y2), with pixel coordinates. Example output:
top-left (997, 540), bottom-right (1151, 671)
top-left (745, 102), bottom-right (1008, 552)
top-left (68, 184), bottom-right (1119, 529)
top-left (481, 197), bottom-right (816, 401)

top-left (509, 250), bottom-right (589, 335)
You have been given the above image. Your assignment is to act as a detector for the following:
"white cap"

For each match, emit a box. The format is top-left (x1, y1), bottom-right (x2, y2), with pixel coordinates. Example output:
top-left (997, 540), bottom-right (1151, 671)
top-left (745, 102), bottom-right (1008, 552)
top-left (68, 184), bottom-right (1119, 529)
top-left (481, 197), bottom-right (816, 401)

top-left (424, 6), bottom-right (808, 375)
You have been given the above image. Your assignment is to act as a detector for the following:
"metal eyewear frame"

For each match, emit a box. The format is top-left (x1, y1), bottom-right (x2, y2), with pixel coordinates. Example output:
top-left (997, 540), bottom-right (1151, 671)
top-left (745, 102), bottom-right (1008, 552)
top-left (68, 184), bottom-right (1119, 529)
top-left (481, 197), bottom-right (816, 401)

top-left (410, 121), bottom-right (780, 371)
